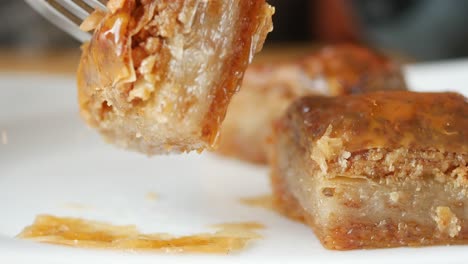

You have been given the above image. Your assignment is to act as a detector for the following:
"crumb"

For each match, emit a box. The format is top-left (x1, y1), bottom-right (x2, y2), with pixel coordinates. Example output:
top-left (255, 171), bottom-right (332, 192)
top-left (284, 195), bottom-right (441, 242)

top-left (1, 130), bottom-right (7, 145)
top-left (61, 202), bottom-right (93, 211)
top-left (240, 194), bottom-right (276, 211)
top-left (145, 192), bottom-right (159, 201)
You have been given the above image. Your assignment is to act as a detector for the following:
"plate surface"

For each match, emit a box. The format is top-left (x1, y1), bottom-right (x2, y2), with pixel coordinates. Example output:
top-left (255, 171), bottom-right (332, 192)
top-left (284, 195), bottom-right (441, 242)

top-left (1, 60), bottom-right (467, 264)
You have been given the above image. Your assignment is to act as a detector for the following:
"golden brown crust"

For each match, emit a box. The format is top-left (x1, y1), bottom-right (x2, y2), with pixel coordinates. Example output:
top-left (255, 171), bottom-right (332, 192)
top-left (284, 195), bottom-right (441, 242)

top-left (287, 92), bottom-right (467, 158)
top-left (77, 0), bottom-right (274, 154)
top-left (216, 44), bottom-right (407, 164)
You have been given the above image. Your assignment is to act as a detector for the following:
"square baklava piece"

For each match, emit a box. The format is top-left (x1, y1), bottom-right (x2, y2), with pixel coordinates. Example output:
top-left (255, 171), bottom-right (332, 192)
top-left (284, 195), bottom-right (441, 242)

top-left (217, 44), bottom-right (407, 164)
top-left (271, 91), bottom-right (467, 250)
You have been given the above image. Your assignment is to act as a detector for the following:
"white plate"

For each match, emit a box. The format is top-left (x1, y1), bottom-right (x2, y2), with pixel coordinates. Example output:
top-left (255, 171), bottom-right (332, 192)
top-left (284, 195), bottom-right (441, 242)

top-left (0, 60), bottom-right (467, 264)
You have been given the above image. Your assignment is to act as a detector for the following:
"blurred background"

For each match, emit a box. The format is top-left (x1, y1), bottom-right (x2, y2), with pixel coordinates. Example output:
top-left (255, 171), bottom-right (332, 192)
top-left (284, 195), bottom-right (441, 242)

top-left (2, 0), bottom-right (468, 72)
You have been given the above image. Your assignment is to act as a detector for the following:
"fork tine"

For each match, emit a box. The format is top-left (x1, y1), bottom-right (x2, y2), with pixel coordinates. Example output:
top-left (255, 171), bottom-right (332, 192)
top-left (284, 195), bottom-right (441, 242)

top-left (81, 0), bottom-right (107, 11)
top-left (25, 0), bottom-right (92, 42)
top-left (71, 0), bottom-right (95, 13)
top-left (54, 0), bottom-right (91, 20)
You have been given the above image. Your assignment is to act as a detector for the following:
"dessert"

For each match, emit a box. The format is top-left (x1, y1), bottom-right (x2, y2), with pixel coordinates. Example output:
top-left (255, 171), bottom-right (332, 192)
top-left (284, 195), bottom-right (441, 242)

top-left (270, 91), bottom-right (468, 250)
top-left (217, 44), bottom-right (408, 164)
top-left (77, 0), bottom-right (274, 154)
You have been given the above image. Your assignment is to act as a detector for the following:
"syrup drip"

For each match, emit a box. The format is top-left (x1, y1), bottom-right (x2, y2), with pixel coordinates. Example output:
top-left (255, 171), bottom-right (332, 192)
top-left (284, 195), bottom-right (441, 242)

top-left (18, 215), bottom-right (264, 254)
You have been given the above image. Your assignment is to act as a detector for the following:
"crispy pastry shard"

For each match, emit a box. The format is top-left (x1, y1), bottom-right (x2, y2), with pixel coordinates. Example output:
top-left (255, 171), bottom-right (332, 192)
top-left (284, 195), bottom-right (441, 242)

top-left (271, 91), bottom-right (468, 250)
top-left (77, 0), bottom-right (274, 154)
top-left (217, 44), bottom-right (407, 164)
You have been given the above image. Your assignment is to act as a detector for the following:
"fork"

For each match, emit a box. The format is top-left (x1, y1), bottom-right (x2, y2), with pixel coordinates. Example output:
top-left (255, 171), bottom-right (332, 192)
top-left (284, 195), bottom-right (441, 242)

top-left (25, 0), bottom-right (108, 43)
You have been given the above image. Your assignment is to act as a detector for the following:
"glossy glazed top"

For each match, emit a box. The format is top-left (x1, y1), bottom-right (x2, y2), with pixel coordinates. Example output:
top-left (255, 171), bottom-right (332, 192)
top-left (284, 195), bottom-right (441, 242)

top-left (286, 91), bottom-right (467, 153)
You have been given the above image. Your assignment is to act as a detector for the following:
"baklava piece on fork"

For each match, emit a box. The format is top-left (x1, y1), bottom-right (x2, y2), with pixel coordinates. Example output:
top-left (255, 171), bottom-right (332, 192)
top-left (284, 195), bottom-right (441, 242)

top-left (77, 0), bottom-right (274, 154)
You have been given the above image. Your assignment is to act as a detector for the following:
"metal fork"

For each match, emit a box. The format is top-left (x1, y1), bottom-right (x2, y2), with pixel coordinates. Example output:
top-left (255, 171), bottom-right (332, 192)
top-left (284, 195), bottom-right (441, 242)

top-left (25, 0), bottom-right (108, 43)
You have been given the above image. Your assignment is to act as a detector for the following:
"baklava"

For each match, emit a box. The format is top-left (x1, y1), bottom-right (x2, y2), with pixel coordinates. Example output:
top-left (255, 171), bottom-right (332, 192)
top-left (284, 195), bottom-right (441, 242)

top-left (217, 44), bottom-right (407, 164)
top-left (77, 0), bottom-right (274, 154)
top-left (271, 91), bottom-right (467, 250)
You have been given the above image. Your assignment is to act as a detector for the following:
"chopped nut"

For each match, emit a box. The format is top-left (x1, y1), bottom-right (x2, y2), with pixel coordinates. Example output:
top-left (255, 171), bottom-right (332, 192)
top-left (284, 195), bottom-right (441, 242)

top-left (322, 187), bottom-right (335, 197)
top-left (311, 125), bottom-right (344, 173)
top-left (433, 206), bottom-right (461, 238)
top-left (389, 192), bottom-right (400, 203)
